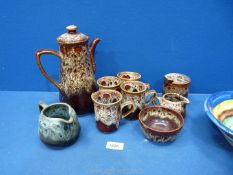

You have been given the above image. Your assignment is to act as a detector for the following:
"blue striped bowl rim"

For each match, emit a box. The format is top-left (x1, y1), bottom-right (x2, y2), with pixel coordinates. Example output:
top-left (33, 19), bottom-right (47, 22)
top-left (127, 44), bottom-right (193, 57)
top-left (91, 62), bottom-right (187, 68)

top-left (204, 91), bottom-right (233, 136)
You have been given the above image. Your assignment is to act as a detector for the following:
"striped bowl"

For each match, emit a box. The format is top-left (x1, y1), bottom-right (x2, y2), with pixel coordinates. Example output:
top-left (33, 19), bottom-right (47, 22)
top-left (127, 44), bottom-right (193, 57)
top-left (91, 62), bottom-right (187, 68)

top-left (204, 91), bottom-right (233, 146)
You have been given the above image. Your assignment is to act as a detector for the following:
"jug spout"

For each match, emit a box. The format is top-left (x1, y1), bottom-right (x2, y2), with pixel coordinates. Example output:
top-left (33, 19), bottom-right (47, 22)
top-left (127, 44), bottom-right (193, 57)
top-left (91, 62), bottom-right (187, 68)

top-left (89, 38), bottom-right (101, 73)
top-left (181, 96), bottom-right (190, 104)
top-left (39, 101), bottom-right (48, 112)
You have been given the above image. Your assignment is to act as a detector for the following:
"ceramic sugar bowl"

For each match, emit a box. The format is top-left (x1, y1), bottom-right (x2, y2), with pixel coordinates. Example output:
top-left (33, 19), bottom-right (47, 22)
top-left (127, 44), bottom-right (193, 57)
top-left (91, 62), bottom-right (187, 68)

top-left (163, 73), bottom-right (191, 97)
top-left (38, 102), bottom-right (80, 146)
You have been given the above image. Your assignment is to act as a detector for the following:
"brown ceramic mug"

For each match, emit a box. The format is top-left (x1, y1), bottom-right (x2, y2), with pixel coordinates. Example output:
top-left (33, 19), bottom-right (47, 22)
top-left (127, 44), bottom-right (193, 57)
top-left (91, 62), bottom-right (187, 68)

top-left (91, 89), bottom-right (135, 132)
top-left (163, 73), bottom-right (191, 97)
top-left (97, 76), bottom-right (122, 91)
top-left (120, 81), bottom-right (157, 120)
top-left (117, 71), bottom-right (141, 81)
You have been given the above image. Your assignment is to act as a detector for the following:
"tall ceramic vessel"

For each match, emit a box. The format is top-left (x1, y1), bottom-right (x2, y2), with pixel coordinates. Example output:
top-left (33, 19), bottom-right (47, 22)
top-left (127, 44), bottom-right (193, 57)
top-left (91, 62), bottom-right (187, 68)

top-left (36, 25), bottom-right (101, 114)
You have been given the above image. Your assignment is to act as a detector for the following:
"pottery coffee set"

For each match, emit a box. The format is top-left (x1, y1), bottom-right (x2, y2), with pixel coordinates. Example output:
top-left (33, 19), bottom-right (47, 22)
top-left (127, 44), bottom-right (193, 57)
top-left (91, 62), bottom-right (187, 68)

top-left (36, 25), bottom-right (191, 146)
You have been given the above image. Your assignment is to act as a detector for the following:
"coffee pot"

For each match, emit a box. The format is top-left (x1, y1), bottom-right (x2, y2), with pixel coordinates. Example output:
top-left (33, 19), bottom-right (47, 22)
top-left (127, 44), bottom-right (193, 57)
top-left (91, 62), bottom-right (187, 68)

top-left (36, 25), bottom-right (101, 114)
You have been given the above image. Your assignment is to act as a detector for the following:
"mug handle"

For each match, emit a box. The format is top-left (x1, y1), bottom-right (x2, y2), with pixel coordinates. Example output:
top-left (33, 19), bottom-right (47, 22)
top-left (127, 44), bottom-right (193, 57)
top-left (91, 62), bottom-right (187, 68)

top-left (121, 101), bottom-right (135, 118)
top-left (35, 49), bottom-right (63, 91)
top-left (144, 90), bottom-right (157, 107)
top-left (152, 96), bottom-right (162, 106)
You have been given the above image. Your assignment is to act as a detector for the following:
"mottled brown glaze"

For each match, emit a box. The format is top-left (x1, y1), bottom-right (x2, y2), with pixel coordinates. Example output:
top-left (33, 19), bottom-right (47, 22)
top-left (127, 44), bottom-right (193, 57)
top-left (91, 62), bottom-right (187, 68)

top-left (96, 121), bottom-right (118, 133)
top-left (121, 108), bottom-right (140, 120)
top-left (97, 76), bottom-right (122, 91)
top-left (35, 25), bottom-right (101, 114)
top-left (59, 83), bottom-right (97, 114)
top-left (91, 89), bottom-right (135, 133)
top-left (117, 71), bottom-right (141, 81)
top-left (155, 93), bottom-right (190, 117)
top-left (139, 105), bottom-right (184, 143)
top-left (120, 81), bottom-right (157, 120)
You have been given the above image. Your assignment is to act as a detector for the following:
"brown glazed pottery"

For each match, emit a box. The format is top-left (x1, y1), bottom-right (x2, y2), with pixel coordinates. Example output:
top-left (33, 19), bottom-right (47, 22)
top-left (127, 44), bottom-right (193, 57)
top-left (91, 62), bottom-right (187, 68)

top-left (163, 73), bottom-right (191, 97)
top-left (139, 105), bottom-right (184, 143)
top-left (91, 89), bottom-right (135, 133)
top-left (36, 25), bottom-right (101, 114)
top-left (120, 81), bottom-right (157, 120)
top-left (117, 71), bottom-right (141, 81)
top-left (154, 93), bottom-right (190, 117)
top-left (97, 76), bottom-right (122, 91)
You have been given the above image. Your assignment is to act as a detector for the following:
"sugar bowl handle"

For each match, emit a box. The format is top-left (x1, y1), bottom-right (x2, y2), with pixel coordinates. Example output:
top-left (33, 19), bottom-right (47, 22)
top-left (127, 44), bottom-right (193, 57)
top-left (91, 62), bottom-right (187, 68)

top-left (35, 49), bottom-right (63, 91)
top-left (121, 101), bottom-right (135, 118)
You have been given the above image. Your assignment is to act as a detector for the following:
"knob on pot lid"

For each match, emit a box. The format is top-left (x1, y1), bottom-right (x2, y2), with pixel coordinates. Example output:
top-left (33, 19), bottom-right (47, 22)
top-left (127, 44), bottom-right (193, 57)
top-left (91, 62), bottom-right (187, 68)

top-left (57, 25), bottom-right (89, 44)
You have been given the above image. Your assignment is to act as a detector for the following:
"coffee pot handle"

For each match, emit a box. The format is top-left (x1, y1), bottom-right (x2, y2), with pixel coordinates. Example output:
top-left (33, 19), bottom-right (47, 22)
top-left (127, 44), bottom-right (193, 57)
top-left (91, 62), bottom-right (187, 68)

top-left (35, 49), bottom-right (63, 91)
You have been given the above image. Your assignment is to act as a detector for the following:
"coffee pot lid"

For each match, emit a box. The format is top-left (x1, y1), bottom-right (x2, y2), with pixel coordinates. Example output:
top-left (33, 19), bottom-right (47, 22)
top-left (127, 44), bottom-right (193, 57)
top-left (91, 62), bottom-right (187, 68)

top-left (57, 25), bottom-right (89, 44)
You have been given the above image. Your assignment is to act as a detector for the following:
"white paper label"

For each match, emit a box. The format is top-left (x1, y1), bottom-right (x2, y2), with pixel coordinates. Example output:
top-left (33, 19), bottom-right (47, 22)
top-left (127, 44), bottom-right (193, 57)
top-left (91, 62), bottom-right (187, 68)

top-left (106, 141), bottom-right (124, 150)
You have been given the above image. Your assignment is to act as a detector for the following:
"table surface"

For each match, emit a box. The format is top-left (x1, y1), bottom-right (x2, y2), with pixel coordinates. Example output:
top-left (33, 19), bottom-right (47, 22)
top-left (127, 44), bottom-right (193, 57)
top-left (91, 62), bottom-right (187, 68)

top-left (0, 91), bottom-right (232, 175)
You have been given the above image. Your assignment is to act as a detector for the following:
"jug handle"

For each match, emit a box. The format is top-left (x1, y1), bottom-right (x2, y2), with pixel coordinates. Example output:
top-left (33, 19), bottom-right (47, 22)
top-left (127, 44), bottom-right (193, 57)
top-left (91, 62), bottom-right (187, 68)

top-left (35, 49), bottom-right (62, 91)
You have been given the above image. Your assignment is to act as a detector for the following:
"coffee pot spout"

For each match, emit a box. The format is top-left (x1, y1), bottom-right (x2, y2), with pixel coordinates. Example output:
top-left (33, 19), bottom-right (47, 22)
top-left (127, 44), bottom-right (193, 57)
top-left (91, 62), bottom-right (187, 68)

top-left (89, 38), bottom-right (101, 73)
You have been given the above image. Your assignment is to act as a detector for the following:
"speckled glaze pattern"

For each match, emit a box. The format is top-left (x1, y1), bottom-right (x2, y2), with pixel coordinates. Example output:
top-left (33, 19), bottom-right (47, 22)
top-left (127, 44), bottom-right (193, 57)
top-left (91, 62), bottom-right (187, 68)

top-left (120, 81), bottom-right (157, 119)
top-left (139, 106), bottom-right (184, 143)
top-left (94, 104), bottom-right (121, 128)
top-left (57, 25), bottom-right (89, 44)
top-left (38, 102), bottom-right (80, 146)
top-left (57, 33), bottom-right (88, 43)
top-left (36, 25), bottom-right (101, 114)
top-left (156, 93), bottom-right (189, 117)
top-left (91, 89), bottom-right (135, 132)
top-left (121, 91), bottom-right (145, 110)
top-left (141, 127), bottom-right (176, 142)
top-left (92, 90), bottom-right (121, 127)
top-left (117, 71), bottom-right (141, 81)
top-left (163, 73), bottom-right (191, 97)
top-left (97, 76), bottom-right (122, 91)
top-left (60, 45), bottom-right (95, 95)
